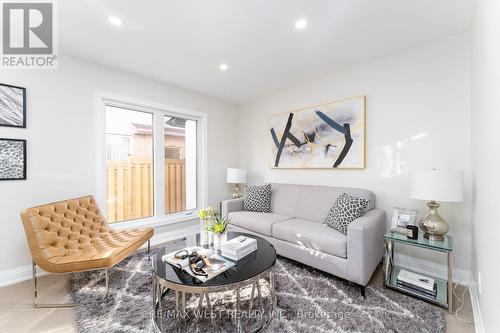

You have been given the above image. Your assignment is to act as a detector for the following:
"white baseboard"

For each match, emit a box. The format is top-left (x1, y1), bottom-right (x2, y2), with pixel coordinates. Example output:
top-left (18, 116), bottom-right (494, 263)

top-left (0, 265), bottom-right (37, 288)
top-left (469, 282), bottom-right (484, 333)
top-left (0, 223), bottom-right (200, 288)
top-left (394, 253), bottom-right (472, 284)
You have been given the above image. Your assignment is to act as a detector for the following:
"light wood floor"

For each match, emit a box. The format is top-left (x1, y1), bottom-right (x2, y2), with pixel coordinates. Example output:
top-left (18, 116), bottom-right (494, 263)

top-left (0, 265), bottom-right (474, 333)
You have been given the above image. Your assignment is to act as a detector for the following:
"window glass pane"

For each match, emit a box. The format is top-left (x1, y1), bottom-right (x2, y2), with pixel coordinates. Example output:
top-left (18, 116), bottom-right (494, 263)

top-left (164, 116), bottom-right (197, 213)
top-left (105, 106), bottom-right (153, 223)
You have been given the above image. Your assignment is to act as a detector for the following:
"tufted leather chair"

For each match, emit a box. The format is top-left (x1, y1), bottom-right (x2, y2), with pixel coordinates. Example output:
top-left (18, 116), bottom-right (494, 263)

top-left (21, 195), bottom-right (154, 306)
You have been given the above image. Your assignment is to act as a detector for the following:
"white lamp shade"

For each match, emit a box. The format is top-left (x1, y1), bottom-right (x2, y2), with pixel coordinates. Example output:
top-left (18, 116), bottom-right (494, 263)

top-left (227, 168), bottom-right (247, 184)
top-left (410, 170), bottom-right (464, 202)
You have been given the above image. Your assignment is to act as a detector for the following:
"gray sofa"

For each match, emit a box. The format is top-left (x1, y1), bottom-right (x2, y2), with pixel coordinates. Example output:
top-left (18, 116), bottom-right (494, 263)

top-left (221, 183), bottom-right (386, 296)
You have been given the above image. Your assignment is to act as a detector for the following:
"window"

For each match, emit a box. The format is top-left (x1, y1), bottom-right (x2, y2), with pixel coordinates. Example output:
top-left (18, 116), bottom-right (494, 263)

top-left (106, 135), bottom-right (131, 160)
top-left (164, 116), bottom-right (197, 214)
top-left (105, 106), bottom-right (154, 223)
top-left (99, 95), bottom-right (205, 226)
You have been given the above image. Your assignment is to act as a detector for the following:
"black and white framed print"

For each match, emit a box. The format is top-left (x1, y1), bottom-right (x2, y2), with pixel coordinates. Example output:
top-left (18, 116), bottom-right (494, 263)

top-left (0, 83), bottom-right (26, 128)
top-left (0, 139), bottom-right (26, 180)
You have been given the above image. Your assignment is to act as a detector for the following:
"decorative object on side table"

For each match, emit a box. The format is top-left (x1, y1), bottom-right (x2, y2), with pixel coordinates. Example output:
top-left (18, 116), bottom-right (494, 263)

top-left (410, 169), bottom-right (464, 241)
top-left (0, 138), bottom-right (26, 180)
top-left (0, 83), bottom-right (26, 128)
top-left (227, 168), bottom-right (246, 198)
top-left (397, 269), bottom-right (437, 298)
top-left (198, 206), bottom-right (218, 247)
top-left (390, 207), bottom-right (418, 234)
top-left (406, 225), bottom-right (419, 239)
top-left (207, 216), bottom-right (229, 252)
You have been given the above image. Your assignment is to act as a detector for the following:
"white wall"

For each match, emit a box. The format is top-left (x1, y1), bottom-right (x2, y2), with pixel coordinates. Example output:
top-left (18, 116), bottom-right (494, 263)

top-left (471, 0), bottom-right (500, 330)
top-left (0, 55), bottom-right (239, 276)
top-left (238, 33), bottom-right (472, 276)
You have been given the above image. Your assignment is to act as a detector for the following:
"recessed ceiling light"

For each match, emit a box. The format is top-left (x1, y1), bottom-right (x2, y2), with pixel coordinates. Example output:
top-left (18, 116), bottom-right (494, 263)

top-left (295, 18), bottom-right (307, 30)
top-left (219, 63), bottom-right (228, 71)
top-left (108, 16), bottom-right (123, 26)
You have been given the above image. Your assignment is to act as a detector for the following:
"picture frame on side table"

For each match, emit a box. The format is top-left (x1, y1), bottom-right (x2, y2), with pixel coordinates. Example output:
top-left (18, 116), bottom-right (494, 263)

top-left (0, 138), bottom-right (27, 180)
top-left (0, 83), bottom-right (26, 128)
top-left (391, 207), bottom-right (418, 234)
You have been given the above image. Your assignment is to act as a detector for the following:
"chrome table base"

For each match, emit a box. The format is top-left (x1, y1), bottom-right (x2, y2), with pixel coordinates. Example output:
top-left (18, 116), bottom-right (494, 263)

top-left (152, 266), bottom-right (276, 332)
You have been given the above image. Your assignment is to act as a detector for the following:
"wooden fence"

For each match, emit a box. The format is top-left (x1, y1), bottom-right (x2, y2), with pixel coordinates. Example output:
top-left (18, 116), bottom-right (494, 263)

top-left (164, 159), bottom-right (186, 214)
top-left (106, 159), bottom-right (186, 223)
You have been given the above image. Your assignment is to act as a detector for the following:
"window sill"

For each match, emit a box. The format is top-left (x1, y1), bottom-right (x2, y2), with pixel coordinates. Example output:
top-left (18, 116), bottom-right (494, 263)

top-left (110, 212), bottom-right (198, 230)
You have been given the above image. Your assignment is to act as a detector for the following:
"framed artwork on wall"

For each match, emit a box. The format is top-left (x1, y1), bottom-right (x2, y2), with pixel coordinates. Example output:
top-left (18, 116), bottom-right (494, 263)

top-left (0, 138), bottom-right (27, 180)
top-left (268, 96), bottom-right (365, 169)
top-left (0, 83), bottom-right (26, 128)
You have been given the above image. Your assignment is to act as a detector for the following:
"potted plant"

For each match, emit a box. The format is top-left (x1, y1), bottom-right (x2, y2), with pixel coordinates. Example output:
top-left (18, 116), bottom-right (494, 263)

top-left (207, 216), bottom-right (229, 251)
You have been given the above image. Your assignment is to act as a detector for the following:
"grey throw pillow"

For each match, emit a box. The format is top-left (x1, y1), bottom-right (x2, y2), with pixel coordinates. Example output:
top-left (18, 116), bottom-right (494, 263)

top-left (324, 193), bottom-right (369, 234)
top-left (243, 184), bottom-right (271, 213)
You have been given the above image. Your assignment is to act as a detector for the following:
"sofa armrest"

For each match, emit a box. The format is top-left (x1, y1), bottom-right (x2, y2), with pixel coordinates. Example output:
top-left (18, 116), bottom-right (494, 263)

top-left (346, 208), bottom-right (386, 286)
top-left (221, 198), bottom-right (244, 218)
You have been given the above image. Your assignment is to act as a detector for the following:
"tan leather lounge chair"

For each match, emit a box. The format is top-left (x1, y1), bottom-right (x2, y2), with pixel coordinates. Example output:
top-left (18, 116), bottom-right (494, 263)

top-left (21, 195), bottom-right (154, 307)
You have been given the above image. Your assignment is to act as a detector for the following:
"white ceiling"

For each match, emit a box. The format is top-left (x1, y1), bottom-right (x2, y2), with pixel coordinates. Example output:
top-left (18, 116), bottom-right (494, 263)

top-left (59, 0), bottom-right (474, 104)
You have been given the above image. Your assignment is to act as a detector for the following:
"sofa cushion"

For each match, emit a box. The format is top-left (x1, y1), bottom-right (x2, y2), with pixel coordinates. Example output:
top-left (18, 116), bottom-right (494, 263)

top-left (293, 184), bottom-right (375, 222)
top-left (324, 193), bottom-right (369, 234)
top-left (272, 218), bottom-right (347, 258)
top-left (270, 183), bottom-right (301, 216)
top-left (228, 211), bottom-right (292, 236)
top-left (243, 184), bottom-right (272, 213)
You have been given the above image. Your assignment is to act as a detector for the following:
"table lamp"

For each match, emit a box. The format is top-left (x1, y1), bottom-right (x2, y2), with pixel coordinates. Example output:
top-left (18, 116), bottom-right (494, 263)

top-left (227, 168), bottom-right (247, 199)
top-left (410, 169), bottom-right (464, 241)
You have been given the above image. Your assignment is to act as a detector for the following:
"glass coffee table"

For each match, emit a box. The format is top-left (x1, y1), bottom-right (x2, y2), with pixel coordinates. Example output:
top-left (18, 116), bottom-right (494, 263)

top-left (152, 231), bottom-right (277, 332)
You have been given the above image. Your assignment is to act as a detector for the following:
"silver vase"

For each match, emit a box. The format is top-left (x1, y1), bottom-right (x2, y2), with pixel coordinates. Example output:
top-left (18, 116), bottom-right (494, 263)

top-left (418, 201), bottom-right (449, 241)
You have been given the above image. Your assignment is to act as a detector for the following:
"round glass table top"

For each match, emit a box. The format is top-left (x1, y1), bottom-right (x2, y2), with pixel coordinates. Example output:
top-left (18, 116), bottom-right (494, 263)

top-left (152, 231), bottom-right (277, 287)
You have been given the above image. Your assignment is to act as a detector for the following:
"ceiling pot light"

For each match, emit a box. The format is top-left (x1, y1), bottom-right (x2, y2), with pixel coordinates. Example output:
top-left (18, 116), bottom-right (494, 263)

top-left (219, 63), bottom-right (228, 71)
top-left (295, 19), bottom-right (307, 29)
top-left (108, 16), bottom-right (123, 26)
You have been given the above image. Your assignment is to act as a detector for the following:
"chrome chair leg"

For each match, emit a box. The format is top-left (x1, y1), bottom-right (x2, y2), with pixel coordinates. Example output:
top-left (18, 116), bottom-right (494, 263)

top-left (32, 261), bottom-right (74, 308)
top-left (148, 239), bottom-right (151, 261)
top-left (33, 261), bottom-right (37, 308)
top-left (105, 268), bottom-right (109, 301)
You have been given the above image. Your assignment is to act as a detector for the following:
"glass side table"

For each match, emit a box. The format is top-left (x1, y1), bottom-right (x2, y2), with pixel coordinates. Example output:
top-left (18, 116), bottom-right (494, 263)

top-left (383, 232), bottom-right (453, 313)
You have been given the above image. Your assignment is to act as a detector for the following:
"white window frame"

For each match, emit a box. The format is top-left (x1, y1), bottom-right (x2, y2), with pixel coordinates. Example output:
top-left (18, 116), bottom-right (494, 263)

top-left (95, 91), bottom-right (208, 229)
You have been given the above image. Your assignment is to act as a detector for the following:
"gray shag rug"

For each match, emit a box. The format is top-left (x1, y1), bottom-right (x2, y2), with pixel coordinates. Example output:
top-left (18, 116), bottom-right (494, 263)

top-left (70, 240), bottom-right (445, 333)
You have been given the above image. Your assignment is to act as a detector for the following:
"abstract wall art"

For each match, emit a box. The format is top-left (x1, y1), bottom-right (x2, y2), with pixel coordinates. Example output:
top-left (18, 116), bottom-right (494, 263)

top-left (0, 138), bottom-right (27, 180)
top-left (0, 83), bottom-right (26, 128)
top-left (269, 96), bottom-right (365, 169)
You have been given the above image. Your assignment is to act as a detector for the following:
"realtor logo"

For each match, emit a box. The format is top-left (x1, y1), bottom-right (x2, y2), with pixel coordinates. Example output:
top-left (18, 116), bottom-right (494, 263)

top-left (1, 1), bottom-right (57, 68)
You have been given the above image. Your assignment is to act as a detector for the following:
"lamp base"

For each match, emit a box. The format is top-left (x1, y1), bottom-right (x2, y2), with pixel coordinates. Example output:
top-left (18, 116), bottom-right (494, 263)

top-left (232, 184), bottom-right (242, 199)
top-left (423, 233), bottom-right (445, 241)
top-left (419, 201), bottom-right (449, 242)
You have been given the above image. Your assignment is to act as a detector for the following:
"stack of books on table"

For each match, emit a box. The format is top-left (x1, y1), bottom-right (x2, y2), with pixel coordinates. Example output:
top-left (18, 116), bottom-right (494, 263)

top-left (221, 236), bottom-right (257, 261)
top-left (397, 269), bottom-right (437, 299)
